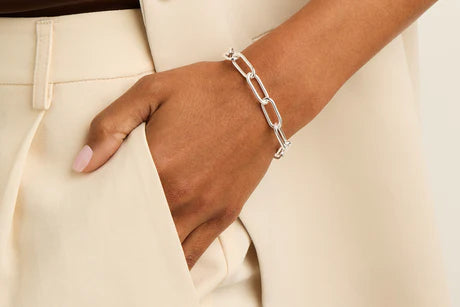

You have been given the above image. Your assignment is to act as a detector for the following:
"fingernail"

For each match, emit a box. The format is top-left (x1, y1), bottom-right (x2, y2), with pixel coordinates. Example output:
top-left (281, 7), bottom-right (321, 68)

top-left (72, 145), bottom-right (93, 172)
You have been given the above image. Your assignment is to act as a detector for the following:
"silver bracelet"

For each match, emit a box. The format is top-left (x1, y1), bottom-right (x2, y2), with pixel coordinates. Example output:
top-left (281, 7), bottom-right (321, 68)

top-left (223, 48), bottom-right (291, 159)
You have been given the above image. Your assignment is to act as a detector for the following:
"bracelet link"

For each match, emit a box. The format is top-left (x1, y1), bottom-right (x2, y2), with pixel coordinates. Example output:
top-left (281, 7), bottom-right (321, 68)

top-left (224, 47), bottom-right (292, 159)
top-left (274, 126), bottom-right (291, 159)
top-left (246, 73), bottom-right (269, 105)
top-left (260, 97), bottom-right (282, 129)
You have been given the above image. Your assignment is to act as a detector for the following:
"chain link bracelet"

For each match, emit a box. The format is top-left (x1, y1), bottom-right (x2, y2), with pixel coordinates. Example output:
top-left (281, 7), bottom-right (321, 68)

top-left (223, 48), bottom-right (291, 159)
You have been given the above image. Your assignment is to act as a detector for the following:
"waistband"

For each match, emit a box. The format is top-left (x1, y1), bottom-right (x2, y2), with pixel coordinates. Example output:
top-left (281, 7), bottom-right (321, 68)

top-left (0, 9), bottom-right (154, 85)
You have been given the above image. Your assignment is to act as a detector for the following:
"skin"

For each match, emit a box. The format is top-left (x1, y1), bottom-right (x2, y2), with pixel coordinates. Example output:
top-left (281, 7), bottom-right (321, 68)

top-left (1, 0), bottom-right (437, 268)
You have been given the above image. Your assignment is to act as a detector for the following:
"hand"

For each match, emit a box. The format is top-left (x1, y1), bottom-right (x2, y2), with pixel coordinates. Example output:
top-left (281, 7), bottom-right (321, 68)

top-left (72, 61), bottom-right (280, 269)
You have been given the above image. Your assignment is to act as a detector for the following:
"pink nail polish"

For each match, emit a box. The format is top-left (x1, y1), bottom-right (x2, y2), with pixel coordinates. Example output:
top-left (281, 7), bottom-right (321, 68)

top-left (72, 145), bottom-right (93, 172)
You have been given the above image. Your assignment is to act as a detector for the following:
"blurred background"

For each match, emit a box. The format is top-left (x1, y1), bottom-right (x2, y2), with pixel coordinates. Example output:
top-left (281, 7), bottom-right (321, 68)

top-left (418, 1), bottom-right (460, 306)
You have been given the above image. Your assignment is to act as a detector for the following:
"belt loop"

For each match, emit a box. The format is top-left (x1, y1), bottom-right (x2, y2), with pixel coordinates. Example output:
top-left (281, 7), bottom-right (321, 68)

top-left (32, 19), bottom-right (54, 111)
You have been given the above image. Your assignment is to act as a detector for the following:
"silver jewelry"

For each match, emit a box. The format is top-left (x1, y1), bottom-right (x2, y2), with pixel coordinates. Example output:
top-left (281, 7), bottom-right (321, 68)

top-left (223, 48), bottom-right (291, 159)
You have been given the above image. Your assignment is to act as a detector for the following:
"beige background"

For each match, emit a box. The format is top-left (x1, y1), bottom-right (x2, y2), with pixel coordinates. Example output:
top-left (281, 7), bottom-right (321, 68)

top-left (419, 1), bottom-right (460, 306)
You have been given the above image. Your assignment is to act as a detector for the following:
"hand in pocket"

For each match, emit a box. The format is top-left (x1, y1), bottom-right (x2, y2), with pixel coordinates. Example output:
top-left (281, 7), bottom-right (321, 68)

top-left (72, 61), bottom-right (280, 269)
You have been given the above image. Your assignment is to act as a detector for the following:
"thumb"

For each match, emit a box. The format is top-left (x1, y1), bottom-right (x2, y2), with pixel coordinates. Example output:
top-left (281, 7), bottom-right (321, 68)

top-left (72, 74), bottom-right (165, 173)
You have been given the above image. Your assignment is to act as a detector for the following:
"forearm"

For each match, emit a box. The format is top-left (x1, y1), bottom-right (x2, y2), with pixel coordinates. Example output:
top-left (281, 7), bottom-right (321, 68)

top-left (243, 0), bottom-right (436, 136)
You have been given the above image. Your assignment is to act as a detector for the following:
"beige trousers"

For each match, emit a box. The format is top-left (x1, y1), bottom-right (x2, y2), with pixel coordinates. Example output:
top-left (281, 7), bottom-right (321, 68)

top-left (139, 0), bottom-right (450, 306)
top-left (0, 1), bottom-right (451, 307)
top-left (0, 9), bottom-right (261, 307)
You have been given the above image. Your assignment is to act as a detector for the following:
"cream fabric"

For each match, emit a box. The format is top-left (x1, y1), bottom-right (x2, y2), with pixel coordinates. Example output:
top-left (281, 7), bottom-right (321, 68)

top-left (0, 1), bottom-right (451, 306)
top-left (0, 9), bottom-right (261, 307)
top-left (138, 0), bottom-right (450, 306)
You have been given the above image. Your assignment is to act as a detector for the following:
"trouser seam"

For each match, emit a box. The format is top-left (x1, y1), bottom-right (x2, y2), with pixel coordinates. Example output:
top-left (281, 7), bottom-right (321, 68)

top-left (0, 70), bottom-right (155, 87)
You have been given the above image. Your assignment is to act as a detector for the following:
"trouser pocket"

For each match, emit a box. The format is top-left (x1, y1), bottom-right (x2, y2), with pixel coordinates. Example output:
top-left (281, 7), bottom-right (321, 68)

top-left (6, 76), bottom-right (200, 307)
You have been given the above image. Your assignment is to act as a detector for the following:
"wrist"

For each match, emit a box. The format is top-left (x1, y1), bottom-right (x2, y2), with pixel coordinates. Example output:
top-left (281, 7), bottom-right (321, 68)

top-left (222, 50), bottom-right (293, 159)
top-left (216, 59), bottom-right (283, 159)
top-left (240, 20), bottom-right (343, 138)
top-left (240, 50), bottom-right (323, 140)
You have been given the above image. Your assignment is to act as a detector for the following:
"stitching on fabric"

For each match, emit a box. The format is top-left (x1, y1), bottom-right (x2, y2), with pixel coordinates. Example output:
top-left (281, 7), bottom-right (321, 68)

top-left (32, 21), bottom-right (43, 108)
top-left (0, 70), bottom-right (154, 87)
top-left (0, 83), bottom-right (31, 86)
top-left (53, 70), bottom-right (154, 85)
top-left (32, 19), bottom-right (54, 110)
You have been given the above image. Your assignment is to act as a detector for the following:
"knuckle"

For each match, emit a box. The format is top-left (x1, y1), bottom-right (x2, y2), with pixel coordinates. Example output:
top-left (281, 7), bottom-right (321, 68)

top-left (184, 190), bottom-right (218, 216)
top-left (195, 191), bottom-right (216, 210)
top-left (89, 114), bottom-right (113, 137)
top-left (162, 176), bottom-right (204, 210)
top-left (220, 205), bottom-right (241, 224)
top-left (163, 183), bottom-right (191, 209)
top-left (137, 74), bottom-right (154, 86)
top-left (137, 74), bottom-right (161, 94)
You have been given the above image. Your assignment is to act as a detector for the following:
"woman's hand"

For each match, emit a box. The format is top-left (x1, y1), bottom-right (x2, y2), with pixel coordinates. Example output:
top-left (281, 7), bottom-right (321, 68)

top-left (72, 61), bottom-right (280, 269)
top-left (71, 0), bottom-right (437, 269)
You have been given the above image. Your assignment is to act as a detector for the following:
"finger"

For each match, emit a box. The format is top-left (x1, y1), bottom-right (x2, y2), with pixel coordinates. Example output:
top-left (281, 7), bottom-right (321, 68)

top-left (72, 74), bottom-right (165, 173)
top-left (172, 202), bottom-right (218, 243)
top-left (173, 210), bottom-right (202, 244)
top-left (181, 217), bottom-right (229, 270)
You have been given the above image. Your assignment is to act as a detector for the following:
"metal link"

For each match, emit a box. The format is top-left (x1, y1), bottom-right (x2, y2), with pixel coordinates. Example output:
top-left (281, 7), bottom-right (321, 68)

top-left (274, 125), bottom-right (291, 159)
top-left (224, 50), bottom-right (255, 78)
top-left (223, 48), bottom-right (292, 159)
top-left (260, 97), bottom-right (282, 128)
top-left (246, 73), bottom-right (269, 105)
